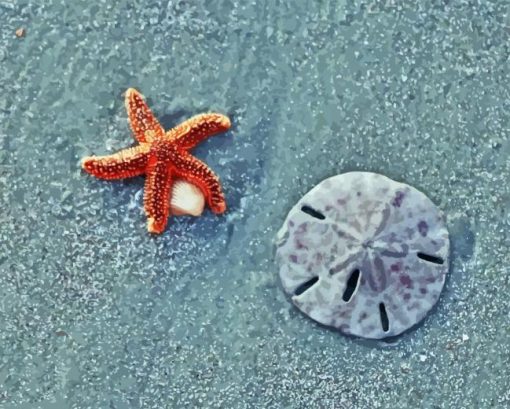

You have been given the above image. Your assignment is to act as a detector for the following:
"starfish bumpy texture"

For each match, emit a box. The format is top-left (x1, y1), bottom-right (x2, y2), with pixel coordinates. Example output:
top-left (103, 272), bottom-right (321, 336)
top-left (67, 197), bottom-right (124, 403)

top-left (82, 88), bottom-right (231, 234)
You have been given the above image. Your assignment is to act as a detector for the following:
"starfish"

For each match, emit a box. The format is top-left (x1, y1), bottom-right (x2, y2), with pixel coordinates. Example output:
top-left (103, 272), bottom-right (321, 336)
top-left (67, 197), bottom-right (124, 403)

top-left (82, 88), bottom-right (231, 234)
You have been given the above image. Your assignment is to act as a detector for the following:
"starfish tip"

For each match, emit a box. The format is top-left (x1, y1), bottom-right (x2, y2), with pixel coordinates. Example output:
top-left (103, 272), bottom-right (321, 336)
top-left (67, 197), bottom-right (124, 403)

top-left (125, 87), bottom-right (138, 96)
top-left (81, 157), bottom-right (93, 171)
top-left (212, 202), bottom-right (227, 214)
top-left (220, 115), bottom-right (231, 130)
top-left (147, 218), bottom-right (165, 234)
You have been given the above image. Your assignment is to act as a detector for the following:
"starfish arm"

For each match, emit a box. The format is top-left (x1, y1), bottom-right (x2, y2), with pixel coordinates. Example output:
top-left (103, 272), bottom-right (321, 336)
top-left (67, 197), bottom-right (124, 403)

top-left (172, 152), bottom-right (227, 214)
top-left (167, 113), bottom-right (231, 150)
top-left (125, 88), bottom-right (164, 143)
top-left (144, 159), bottom-right (173, 234)
top-left (82, 145), bottom-right (150, 180)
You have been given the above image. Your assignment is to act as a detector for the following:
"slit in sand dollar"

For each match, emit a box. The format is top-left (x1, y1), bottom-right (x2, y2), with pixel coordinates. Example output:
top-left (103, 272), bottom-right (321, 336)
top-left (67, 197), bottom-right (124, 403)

top-left (275, 172), bottom-right (450, 339)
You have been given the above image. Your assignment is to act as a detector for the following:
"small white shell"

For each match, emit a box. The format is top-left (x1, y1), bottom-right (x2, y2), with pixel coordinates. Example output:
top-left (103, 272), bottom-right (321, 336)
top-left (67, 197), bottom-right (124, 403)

top-left (170, 179), bottom-right (205, 217)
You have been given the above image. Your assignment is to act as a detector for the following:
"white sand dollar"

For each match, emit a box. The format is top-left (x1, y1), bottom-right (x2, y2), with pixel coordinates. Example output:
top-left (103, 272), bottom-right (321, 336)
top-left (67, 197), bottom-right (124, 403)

top-left (276, 172), bottom-right (450, 339)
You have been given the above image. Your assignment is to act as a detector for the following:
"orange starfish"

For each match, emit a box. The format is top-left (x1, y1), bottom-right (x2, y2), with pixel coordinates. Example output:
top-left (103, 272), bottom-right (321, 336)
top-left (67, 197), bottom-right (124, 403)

top-left (82, 88), bottom-right (231, 234)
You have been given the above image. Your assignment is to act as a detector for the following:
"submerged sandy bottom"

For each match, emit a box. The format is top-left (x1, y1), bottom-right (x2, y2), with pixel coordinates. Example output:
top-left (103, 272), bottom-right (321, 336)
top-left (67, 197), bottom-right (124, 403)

top-left (0, 1), bottom-right (509, 408)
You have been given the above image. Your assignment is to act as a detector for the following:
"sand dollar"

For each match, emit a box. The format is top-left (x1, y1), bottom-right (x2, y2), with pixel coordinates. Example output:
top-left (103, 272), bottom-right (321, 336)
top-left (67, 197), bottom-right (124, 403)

top-left (276, 172), bottom-right (450, 339)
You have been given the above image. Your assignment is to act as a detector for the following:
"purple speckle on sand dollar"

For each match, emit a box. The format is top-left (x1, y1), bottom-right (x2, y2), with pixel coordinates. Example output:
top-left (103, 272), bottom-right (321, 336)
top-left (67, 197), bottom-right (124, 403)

top-left (392, 191), bottom-right (405, 207)
top-left (418, 220), bottom-right (429, 237)
top-left (275, 172), bottom-right (450, 339)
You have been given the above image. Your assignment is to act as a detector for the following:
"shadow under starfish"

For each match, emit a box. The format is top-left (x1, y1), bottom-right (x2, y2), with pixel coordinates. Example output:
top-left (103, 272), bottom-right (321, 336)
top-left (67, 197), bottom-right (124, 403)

top-left (82, 88), bottom-right (232, 234)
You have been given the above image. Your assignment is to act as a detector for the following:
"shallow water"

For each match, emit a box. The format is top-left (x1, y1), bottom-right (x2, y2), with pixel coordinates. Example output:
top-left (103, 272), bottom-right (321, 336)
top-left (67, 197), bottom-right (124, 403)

top-left (0, 1), bottom-right (509, 408)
